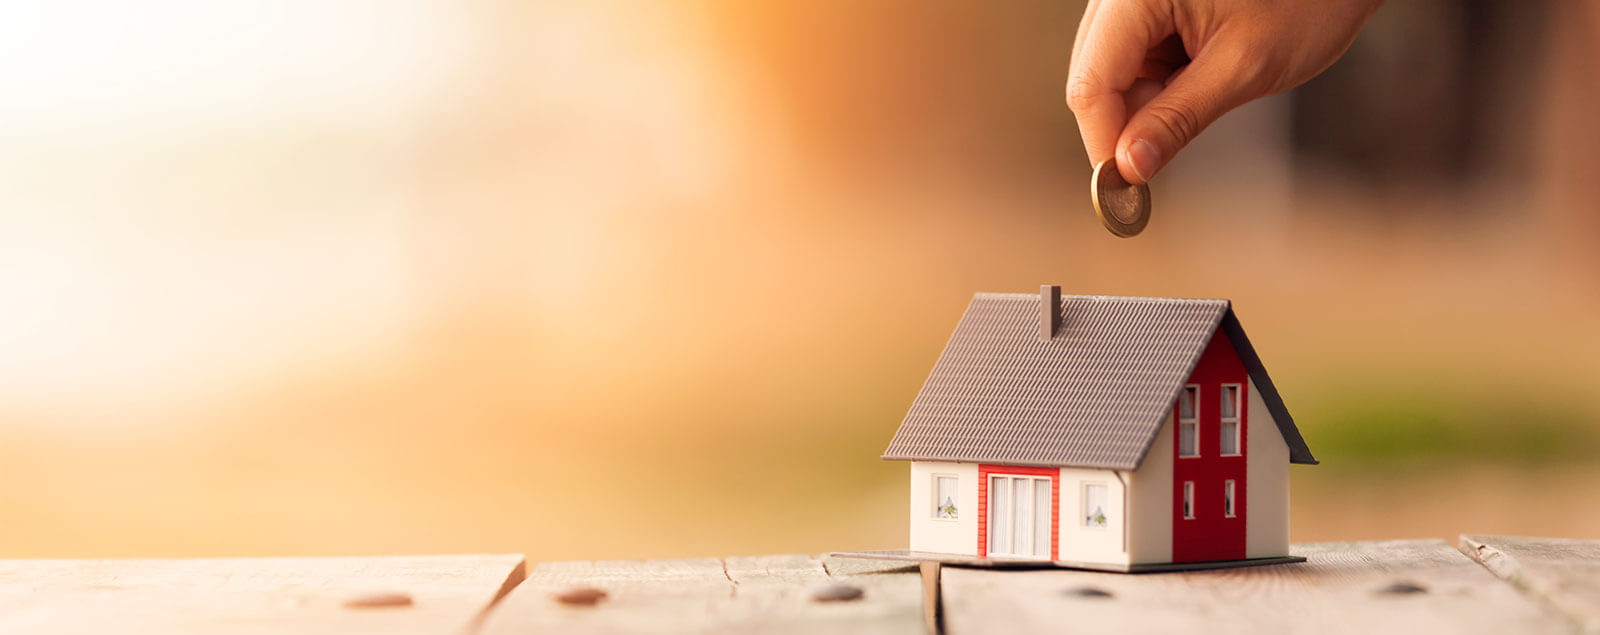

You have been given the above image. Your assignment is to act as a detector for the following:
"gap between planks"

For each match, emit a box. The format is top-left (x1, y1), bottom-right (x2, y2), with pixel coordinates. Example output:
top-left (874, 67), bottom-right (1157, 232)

top-left (469, 537), bottom-right (1600, 635)
top-left (8, 540), bottom-right (1589, 635)
top-left (474, 554), bottom-right (924, 635)
top-left (1462, 534), bottom-right (1600, 634)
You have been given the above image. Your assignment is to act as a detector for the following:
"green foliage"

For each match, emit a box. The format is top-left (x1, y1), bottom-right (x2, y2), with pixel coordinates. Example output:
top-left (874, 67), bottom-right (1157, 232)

top-left (1296, 380), bottom-right (1598, 467)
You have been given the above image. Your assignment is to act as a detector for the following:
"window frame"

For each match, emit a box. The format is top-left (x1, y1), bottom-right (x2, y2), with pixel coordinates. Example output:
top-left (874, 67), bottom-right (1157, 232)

top-left (1178, 384), bottom-right (1200, 458)
top-left (1182, 480), bottom-right (1195, 520)
top-left (1011, 477), bottom-right (1032, 557)
top-left (1223, 479), bottom-right (1237, 518)
top-left (988, 476), bottom-right (1009, 554)
top-left (1219, 383), bottom-right (1242, 457)
top-left (1081, 482), bottom-right (1109, 530)
top-left (931, 474), bottom-right (959, 521)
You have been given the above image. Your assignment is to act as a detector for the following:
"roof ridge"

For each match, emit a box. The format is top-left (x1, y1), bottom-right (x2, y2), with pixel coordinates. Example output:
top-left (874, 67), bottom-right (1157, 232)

top-left (973, 292), bottom-right (1230, 304)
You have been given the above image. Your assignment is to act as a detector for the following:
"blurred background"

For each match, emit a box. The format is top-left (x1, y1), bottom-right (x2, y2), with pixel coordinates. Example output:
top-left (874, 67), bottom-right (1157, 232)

top-left (2, 0), bottom-right (1598, 561)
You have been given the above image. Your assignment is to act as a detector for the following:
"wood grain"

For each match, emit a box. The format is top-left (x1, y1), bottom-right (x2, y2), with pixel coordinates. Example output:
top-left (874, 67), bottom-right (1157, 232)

top-left (0, 554), bottom-right (526, 635)
top-left (476, 554), bottom-right (922, 635)
top-left (940, 539), bottom-right (1568, 634)
top-left (1462, 534), bottom-right (1600, 633)
top-left (5, 539), bottom-right (1588, 633)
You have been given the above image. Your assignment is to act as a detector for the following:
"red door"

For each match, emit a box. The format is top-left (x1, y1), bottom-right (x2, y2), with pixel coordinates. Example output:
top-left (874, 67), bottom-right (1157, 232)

top-left (1172, 329), bottom-right (1248, 562)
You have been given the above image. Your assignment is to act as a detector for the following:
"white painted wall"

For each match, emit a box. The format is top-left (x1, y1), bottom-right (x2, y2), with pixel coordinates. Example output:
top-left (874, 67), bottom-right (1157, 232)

top-left (1055, 467), bottom-right (1129, 565)
top-left (1127, 411), bottom-right (1175, 564)
top-left (908, 461), bottom-right (978, 556)
top-left (905, 381), bottom-right (1292, 563)
top-left (1245, 376), bottom-right (1291, 558)
top-left (904, 393), bottom-right (1287, 564)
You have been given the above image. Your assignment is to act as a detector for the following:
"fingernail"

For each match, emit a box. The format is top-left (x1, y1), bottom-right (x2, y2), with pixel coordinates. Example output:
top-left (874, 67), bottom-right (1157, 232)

top-left (1125, 139), bottom-right (1160, 182)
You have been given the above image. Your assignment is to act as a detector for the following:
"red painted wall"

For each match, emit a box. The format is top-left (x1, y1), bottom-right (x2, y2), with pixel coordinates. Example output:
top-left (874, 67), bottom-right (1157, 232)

top-left (976, 464), bottom-right (1059, 560)
top-left (1171, 328), bottom-right (1249, 562)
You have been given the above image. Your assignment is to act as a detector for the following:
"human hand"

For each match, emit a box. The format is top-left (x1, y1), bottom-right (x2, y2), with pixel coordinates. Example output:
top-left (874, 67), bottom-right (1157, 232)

top-left (1067, 0), bottom-right (1383, 184)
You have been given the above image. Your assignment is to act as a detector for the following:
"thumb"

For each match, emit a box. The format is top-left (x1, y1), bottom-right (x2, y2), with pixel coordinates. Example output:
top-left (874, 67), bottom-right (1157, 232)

top-left (1115, 46), bottom-right (1264, 184)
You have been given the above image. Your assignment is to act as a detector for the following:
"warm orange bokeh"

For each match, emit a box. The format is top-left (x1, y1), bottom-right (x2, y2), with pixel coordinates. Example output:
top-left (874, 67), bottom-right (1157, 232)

top-left (3, 1), bottom-right (1598, 562)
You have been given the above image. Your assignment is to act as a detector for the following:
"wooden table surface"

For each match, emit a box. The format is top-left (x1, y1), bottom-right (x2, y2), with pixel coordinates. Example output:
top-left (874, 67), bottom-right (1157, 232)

top-left (2, 536), bottom-right (1595, 634)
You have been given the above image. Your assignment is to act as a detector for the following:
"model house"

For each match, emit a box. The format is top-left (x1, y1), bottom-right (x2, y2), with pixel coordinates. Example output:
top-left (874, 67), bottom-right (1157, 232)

top-left (880, 286), bottom-right (1317, 570)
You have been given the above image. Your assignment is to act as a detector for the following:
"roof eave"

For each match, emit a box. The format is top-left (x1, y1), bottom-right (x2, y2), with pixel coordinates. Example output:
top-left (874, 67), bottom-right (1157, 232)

top-left (879, 453), bottom-right (1138, 471)
top-left (1219, 308), bottom-right (1319, 465)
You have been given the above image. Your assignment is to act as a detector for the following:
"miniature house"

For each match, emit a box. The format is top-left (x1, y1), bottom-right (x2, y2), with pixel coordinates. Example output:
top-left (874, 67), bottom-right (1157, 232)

top-left (880, 286), bottom-right (1317, 570)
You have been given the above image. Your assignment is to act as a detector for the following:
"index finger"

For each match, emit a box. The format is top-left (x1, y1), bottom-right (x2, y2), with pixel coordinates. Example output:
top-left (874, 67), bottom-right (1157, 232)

top-left (1071, 0), bottom-right (1103, 71)
top-left (1066, 1), bottom-right (1169, 166)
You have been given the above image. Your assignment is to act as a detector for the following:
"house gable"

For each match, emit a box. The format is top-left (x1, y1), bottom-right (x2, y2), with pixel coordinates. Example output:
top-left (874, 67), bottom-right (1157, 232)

top-left (1218, 310), bottom-right (1317, 465)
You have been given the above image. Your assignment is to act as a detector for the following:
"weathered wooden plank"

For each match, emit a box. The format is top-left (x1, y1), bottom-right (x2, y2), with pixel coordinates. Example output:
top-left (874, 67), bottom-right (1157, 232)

top-left (0, 554), bottom-right (526, 635)
top-left (1462, 534), bottom-right (1600, 633)
top-left (941, 540), bottom-right (1568, 634)
top-left (476, 554), bottom-right (922, 635)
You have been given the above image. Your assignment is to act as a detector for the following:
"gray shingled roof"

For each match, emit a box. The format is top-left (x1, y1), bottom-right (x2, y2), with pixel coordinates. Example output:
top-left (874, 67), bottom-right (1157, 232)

top-left (881, 292), bottom-right (1317, 470)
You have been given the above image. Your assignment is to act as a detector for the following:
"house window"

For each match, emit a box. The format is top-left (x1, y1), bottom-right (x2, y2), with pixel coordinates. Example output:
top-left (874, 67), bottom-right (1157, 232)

top-left (1220, 384), bottom-right (1241, 456)
top-left (933, 475), bottom-right (958, 520)
top-left (1224, 480), bottom-right (1236, 518)
top-left (1182, 481), bottom-right (1195, 519)
top-left (1034, 480), bottom-right (1052, 552)
top-left (989, 477), bottom-right (1008, 553)
top-left (1083, 483), bottom-right (1108, 528)
top-left (1178, 385), bottom-right (1199, 457)
top-left (1012, 478), bottom-right (1030, 556)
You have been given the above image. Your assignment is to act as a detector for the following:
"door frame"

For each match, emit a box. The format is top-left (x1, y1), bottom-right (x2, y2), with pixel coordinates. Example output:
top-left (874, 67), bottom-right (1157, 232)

top-left (977, 464), bottom-right (1059, 560)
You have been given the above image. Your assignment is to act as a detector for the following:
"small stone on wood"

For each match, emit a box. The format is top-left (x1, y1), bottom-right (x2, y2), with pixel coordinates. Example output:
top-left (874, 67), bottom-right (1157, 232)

top-left (811, 582), bottom-right (865, 602)
top-left (342, 591), bottom-right (414, 609)
top-left (554, 586), bottom-right (609, 606)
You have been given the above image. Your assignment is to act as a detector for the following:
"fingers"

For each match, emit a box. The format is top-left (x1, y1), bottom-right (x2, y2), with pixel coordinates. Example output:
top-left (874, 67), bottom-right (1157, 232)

top-left (1115, 42), bottom-right (1264, 184)
top-left (1123, 77), bottom-right (1165, 118)
top-left (1146, 34), bottom-right (1189, 68)
top-left (1068, 0), bottom-right (1109, 163)
top-left (1066, 0), bottom-right (1167, 167)
top-left (1071, 0), bottom-right (1102, 69)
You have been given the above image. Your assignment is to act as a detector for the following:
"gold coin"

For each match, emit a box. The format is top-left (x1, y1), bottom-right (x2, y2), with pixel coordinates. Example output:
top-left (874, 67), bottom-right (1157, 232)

top-left (1091, 158), bottom-right (1151, 238)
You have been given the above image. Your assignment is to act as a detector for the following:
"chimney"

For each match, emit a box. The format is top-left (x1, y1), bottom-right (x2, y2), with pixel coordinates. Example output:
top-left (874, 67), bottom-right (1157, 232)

top-left (1039, 284), bottom-right (1061, 339)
